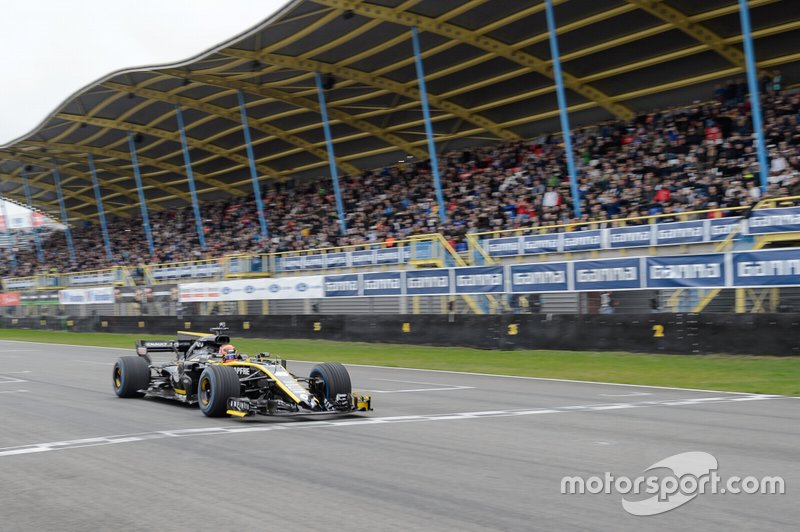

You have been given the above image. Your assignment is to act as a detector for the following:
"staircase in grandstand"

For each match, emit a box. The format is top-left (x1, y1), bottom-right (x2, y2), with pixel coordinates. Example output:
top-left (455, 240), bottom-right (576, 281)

top-left (667, 195), bottom-right (800, 313)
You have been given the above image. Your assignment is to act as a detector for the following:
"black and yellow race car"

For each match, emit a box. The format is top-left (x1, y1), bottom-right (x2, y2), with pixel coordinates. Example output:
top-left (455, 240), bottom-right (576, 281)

top-left (112, 323), bottom-right (371, 418)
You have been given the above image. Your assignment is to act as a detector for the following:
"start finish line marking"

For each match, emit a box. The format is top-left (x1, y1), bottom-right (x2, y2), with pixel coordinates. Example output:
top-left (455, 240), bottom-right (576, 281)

top-left (0, 394), bottom-right (784, 458)
top-left (366, 377), bottom-right (475, 394)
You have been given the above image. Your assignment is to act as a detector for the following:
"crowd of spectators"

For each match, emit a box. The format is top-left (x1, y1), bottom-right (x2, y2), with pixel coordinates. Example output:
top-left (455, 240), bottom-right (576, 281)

top-left (2, 73), bottom-right (800, 277)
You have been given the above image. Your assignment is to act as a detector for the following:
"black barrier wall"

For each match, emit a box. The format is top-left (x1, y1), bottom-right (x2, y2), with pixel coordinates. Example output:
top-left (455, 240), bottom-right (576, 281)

top-left (2, 313), bottom-right (798, 356)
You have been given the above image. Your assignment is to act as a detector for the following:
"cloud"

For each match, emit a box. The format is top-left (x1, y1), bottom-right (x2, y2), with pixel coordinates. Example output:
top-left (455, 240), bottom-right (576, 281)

top-left (0, 0), bottom-right (287, 145)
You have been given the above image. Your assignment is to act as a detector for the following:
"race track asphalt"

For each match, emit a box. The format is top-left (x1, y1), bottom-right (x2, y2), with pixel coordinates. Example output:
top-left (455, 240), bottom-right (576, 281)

top-left (0, 339), bottom-right (797, 532)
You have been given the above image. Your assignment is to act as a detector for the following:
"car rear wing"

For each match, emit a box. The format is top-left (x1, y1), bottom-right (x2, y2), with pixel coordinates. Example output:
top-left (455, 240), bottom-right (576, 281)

top-left (135, 339), bottom-right (194, 357)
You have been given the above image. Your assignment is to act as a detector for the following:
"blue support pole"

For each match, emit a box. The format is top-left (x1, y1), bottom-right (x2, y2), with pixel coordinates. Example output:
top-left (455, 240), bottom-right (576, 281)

top-left (0, 198), bottom-right (17, 270)
top-left (51, 160), bottom-right (77, 264)
top-left (738, 0), bottom-right (769, 193)
top-left (127, 132), bottom-right (155, 256)
top-left (87, 154), bottom-right (113, 262)
top-left (544, 0), bottom-right (581, 218)
top-left (314, 73), bottom-right (348, 236)
top-left (236, 90), bottom-right (269, 241)
top-left (21, 167), bottom-right (44, 262)
top-left (175, 105), bottom-right (207, 249)
top-left (411, 26), bottom-right (447, 224)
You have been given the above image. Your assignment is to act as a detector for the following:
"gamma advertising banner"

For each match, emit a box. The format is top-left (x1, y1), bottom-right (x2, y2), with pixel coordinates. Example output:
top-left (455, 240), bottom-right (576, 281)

top-left (320, 248), bottom-right (800, 297)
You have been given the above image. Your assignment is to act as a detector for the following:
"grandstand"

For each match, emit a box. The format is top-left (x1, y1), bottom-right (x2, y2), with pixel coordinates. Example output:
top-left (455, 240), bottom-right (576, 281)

top-left (3, 88), bottom-right (800, 278)
top-left (1, 0), bottom-right (800, 318)
top-left (2, 3), bottom-right (800, 531)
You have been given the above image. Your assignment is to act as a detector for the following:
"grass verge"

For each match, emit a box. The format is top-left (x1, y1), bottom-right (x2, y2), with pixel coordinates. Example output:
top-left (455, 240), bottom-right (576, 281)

top-left (0, 328), bottom-right (798, 396)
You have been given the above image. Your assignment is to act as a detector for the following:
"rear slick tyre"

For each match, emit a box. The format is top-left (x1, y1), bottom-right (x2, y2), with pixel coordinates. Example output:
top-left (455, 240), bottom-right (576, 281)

top-left (113, 356), bottom-right (150, 398)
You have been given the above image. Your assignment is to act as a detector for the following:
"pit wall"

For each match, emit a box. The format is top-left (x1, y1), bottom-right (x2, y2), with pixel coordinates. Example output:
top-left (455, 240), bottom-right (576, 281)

top-left (1, 313), bottom-right (797, 356)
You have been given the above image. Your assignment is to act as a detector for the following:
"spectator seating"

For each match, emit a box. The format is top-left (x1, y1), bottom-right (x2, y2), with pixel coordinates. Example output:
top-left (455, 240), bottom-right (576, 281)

top-left (3, 87), bottom-right (800, 278)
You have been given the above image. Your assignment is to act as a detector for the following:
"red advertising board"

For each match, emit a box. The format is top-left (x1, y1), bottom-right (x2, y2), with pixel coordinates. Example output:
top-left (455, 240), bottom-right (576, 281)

top-left (0, 292), bottom-right (21, 306)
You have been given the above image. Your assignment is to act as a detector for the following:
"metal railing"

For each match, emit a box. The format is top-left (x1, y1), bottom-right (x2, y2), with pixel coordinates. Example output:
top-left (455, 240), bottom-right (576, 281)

top-left (5, 196), bottom-right (800, 291)
top-left (668, 194), bottom-right (800, 313)
top-left (143, 257), bottom-right (225, 285)
top-left (2, 266), bottom-right (133, 291)
top-left (465, 202), bottom-right (756, 264)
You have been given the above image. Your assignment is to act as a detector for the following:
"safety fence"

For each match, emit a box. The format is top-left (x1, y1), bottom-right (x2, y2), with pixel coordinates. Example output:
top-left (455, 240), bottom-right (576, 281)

top-left (470, 204), bottom-right (800, 263)
top-left (2, 247), bottom-right (800, 317)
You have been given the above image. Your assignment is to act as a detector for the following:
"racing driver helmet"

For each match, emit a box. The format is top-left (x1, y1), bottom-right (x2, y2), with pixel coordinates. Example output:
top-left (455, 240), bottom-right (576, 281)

top-left (219, 344), bottom-right (239, 362)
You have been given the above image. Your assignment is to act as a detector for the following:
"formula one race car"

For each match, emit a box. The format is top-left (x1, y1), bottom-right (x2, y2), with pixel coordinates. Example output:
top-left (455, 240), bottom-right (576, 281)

top-left (112, 323), bottom-right (371, 418)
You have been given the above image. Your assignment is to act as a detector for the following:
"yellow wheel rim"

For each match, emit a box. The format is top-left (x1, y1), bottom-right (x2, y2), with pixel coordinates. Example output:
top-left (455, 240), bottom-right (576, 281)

top-left (200, 377), bottom-right (211, 406)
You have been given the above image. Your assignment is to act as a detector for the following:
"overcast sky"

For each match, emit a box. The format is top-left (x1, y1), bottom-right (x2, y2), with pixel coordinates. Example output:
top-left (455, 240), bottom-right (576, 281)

top-left (0, 0), bottom-right (288, 219)
top-left (0, 0), bottom-right (288, 146)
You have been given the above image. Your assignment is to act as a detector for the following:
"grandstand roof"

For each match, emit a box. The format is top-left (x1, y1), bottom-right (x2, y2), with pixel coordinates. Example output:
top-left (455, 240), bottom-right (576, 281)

top-left (1, 0), bottom-right (799, 222)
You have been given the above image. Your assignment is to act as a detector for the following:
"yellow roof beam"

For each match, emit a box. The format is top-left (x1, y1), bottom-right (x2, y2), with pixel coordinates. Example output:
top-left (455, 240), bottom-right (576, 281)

top-left (612, 51), bottom-right (800, 102)
top-left (423, 3), bottom-right (637, 84)
top-left (103, 81), bottom-right (362, 176)
top-left (47, 91), bottom-right (129, 145)
top-left (310, 0), bottom-right (635, 120)
top-left (225, 50), bottom-right (520, 141)
top-left (202, 8), bottom-right (797, 153)
top-left (0, 166), bottom-right (98, 221)
top-left (15, 149), bottom-right (224, 218)
top-left (0, 155), bottom-right (138, 219)
top-left (83, 83), bottom-right (319, 182)
top-left (255, 2), bottom-right (787, 125)
top-left (626, 0), bottom-right (744, 68)
top-left (212, 3), bottom-right (556, 142)
top-left (160, 69), bottom-right (430, 159)
top-left (78, 87), bottom-right (342, 178)
top-left (215, 3), bottom-right (606, 136)
top-left (247, 0), bottom-right (556, 91)
top-left (581, 18), bottom-right (800, 83)
top-left (41, 10), bottom-right (348, 181)
top-left (172, 6), bottom-right (343, 79)
top-left (422, 18), bottom-right (799, 120)
top-left (236, 0), bottom-right (466, 85)
top-left (52, 113), bottom-right (259, 197)
top-left (20, 170), bottom-right (169, 218)
top-left (560, 0), bottom-right (777, 63)
top-left (486, 50), bottom-right (800, 122)
top-left (80, 85), bottom-right (255, 175)
top-left (19, 140), bottom-right (190, 208)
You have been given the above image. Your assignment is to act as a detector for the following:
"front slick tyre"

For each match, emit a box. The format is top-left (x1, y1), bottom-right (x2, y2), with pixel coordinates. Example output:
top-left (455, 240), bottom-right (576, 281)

top-left (198, 365), bottom-right (241, 417)
top-left (113, 356), bottom-right (150, 398)
top-left (310, 362), bottom-right (352, 401)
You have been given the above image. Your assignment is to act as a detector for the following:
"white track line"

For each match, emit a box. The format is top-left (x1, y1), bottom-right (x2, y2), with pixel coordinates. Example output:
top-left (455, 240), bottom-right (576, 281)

top-left (369, 386), bottom-right (474, 394)
top-left (599, 392), bottom-right (652, 397)
top-left (371, 378), bottom-right (470, 385)
top-left (0, 338), bottom-right (792, 397)
top-left (0, 394), bottom-right (785, 458)
top-left (0, 339), bottom-right (130, 351)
